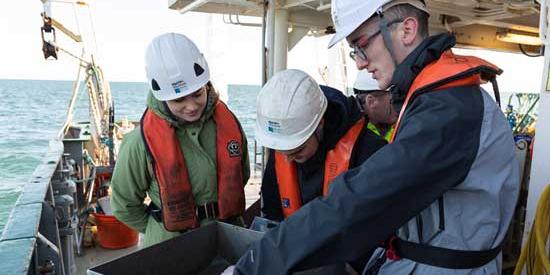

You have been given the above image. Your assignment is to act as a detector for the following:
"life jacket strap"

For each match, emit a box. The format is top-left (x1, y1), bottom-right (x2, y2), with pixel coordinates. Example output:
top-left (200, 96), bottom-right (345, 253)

top-left (147, 201), bottom-right (220, 223)
top-left (384, 236), bottom-right (503, 269)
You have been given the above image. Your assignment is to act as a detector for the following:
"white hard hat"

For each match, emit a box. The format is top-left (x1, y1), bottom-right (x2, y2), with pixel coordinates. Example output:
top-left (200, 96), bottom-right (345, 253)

top-left (354, 71), bottom-right (380, 91)
top-left (145, 33), bottom-right (210, 101)
top-left (328, 0), bottom-right (429, 48)
top-left (255, 69), bottom-right (328, 151)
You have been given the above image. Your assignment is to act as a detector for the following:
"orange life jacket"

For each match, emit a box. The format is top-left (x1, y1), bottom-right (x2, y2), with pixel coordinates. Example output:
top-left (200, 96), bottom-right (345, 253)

top-left (275, 118), bottom-right (366, 218)
top-left (390, 50), bottom-right (501, 143)
top-left (141, 101), bottom-right (245, 232)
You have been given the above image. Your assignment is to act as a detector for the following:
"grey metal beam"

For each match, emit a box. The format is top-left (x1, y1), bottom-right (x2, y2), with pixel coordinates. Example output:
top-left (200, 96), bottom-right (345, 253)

top-left (0, 203), bottom-right (42, 241)
top-left (288, 9), bottom-right (331, 29)
top-left (0, 238), bottom-right (36, 275)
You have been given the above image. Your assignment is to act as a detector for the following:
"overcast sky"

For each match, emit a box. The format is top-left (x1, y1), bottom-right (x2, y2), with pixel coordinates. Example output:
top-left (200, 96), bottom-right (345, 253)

top-left (0, 0), bottom-right (546, 93)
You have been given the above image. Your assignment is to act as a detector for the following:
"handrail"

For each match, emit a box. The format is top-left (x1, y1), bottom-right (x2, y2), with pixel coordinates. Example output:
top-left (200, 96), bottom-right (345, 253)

top-left (0, 140), bottom-right (65, 275)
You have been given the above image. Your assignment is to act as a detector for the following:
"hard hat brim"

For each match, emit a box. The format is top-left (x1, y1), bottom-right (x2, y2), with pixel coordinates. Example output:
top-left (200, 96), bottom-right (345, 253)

top-left (328, 0), bottom-right (429, 48)
top-left (152, 78), bottom-right (209, 101)
top-left (328, 17), bottom-right (364, 48)
top-left (254, 125), bottom-right (312, 151)
top-left (254, 103), bottom-right (327, 151)
top-left (328, 0), bottom-right (391, 48)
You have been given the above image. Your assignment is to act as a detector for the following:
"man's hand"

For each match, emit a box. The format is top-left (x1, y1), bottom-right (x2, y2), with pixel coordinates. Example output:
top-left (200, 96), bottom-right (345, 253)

top-left (221, 265), bottom-right (235, 275)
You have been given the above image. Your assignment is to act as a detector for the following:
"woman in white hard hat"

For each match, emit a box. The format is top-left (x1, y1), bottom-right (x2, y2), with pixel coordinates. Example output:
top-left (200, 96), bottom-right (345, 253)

top-left (110, 33), bottom-right (249, 247)
top-left (353, 70), bottom-right (397, 141)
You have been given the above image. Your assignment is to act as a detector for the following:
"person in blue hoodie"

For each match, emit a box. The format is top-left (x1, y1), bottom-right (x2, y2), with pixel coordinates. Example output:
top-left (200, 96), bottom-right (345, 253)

top-left (254, 69), bottom-right (386, 273)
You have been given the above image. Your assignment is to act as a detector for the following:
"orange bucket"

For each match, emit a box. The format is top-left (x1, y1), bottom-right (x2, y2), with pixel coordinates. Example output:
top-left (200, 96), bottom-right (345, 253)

top-left (93, 213), bottom-right (139, 249)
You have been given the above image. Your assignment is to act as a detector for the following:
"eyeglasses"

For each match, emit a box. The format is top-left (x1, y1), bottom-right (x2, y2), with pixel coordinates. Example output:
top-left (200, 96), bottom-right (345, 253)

top-left (349, 30), bottom-right (382, 61)
top-left (349, 18), bottom-right (404, 62)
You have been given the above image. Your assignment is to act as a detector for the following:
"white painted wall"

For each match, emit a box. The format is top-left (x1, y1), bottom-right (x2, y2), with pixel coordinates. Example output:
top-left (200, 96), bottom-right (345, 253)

top-left (523, 45), bottom-right (550, 241)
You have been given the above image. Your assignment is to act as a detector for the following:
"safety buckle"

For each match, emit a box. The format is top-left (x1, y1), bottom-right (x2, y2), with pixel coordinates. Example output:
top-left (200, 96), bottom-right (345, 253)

top-left (386, 236), bottom-right (401, 261)
top-left (206, 203), bottom-right (215, 219)
top-left (196, 202), bottom-right (218, 220)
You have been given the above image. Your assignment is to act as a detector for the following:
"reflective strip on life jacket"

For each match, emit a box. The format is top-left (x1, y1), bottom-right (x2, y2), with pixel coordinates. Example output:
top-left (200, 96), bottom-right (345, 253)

top-left (390, 50), bottom-right (501, 143)
top-left (275, 118), bottom-right (366, 218)
top-left (141, 101), bottom-right (244, 232)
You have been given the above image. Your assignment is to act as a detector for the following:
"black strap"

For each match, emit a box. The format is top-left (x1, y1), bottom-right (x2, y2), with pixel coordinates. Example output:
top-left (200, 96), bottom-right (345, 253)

top-left (378, 13), bottom-right (399, 67)
top-left (196, 202), bottom-right (219, 220)
top-left (393, 238), bottom-right (503, 269)
top-left (490, 77), bottom-right (501, 108)
top-left (146, 202), bottom-right (220, 223)
top-left (146, 202), bottom-right (163, 223)
top-left (364, 252), bottom-right (387, 275)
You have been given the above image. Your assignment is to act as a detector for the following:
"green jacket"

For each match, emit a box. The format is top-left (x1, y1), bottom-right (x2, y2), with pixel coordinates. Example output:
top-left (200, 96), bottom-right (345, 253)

top-left (366, 121), bottom-right (394, 142)
top-left (111, 91), bottom-right (250, 247)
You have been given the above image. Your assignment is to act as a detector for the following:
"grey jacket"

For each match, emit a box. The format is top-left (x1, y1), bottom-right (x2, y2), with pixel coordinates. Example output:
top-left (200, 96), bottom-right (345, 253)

top-left (234, 33), bottom-right (519, 275)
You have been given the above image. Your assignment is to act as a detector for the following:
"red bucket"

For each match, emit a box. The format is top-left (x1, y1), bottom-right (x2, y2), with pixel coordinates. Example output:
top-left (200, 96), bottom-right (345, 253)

top-left (93, 213), bottom-right (138, 249)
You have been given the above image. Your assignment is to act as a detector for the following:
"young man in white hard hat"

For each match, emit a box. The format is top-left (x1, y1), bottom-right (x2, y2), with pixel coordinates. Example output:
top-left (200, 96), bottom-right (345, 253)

top-left (255, 68), bottom-right (386, 274)
top-left (229, 0), bottom-right (519, 274)
top-left (111, 33), bottom-right (249, 247)
top-left (255, 69), bottom-right (386, 223)
top-left (354, 70), bottom-right (397, 141)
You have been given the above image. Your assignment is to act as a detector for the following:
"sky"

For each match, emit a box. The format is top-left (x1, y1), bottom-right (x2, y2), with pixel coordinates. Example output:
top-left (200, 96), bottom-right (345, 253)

top-left (0, 0), bottom-right (546, 93)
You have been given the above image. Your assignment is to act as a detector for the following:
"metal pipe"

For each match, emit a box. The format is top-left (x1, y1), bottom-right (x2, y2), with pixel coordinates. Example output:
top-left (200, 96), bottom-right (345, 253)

top-left (273, 8), bottom-right (289, 73)
top-left (284, 0), bottom-right (308, 8)
top-left (317, 3), bottom-right (330, 11)
top-left (266, 0), bottom-right (276, 79)
top-left (179, 0), bottom-right (209, 14)
top-left (261, 1), bottom-right (267, 85)
top-left (58, 49), bottom-right (84, 139)
top-left (223, 13), bottom-right (262, 27)
top-left (75, 164), bottom-right (96, 256)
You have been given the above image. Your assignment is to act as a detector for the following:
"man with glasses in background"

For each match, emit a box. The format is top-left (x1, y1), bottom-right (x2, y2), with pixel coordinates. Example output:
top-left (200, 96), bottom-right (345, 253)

top-left (353, 70), bottom-right (397, 141)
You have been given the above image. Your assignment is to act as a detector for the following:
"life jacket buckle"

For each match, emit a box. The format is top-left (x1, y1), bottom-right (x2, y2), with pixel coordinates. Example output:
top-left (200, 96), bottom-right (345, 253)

top-left (196, 202), bottom-right (219, 220)
top-left (385, 236), bottom-right (401, 261)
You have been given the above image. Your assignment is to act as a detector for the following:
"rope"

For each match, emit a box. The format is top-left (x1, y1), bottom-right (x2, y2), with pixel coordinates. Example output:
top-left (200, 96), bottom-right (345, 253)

top-left (47, 40), bottom-right (90, 65)
top-left (513, 184), bottom-right (550, 275)
top-left (57, 49), bottom-right (85, 139)
top-left (85, 61), bottom-right (113, 165)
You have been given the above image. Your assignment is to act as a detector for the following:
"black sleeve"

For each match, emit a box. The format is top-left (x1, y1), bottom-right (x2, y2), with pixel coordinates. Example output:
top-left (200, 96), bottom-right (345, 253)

top-left (235, 87), bottom-right (482, 274)
top-left (260, 150), bottom-right (284, 222)
top-left (348, 124), bottom-right (387, 272)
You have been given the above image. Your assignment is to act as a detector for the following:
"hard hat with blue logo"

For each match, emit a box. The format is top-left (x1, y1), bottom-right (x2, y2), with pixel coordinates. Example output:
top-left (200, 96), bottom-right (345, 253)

top-left (145, 33), bottom-right (210, 101)
top-left (255, 69), bottom-right (327, 151)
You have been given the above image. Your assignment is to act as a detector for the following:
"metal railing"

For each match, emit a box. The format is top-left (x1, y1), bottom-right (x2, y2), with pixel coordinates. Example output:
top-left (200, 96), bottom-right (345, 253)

top-left (0, 140), bottom-right (74, 275)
